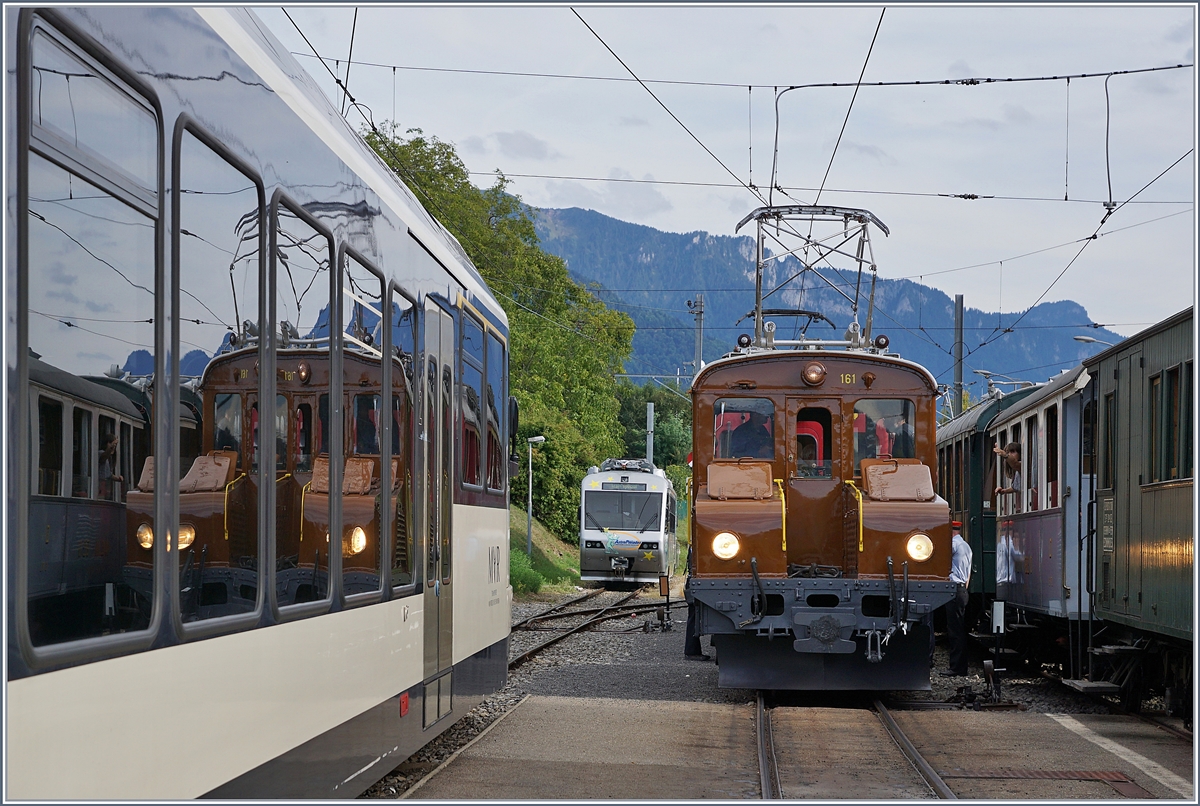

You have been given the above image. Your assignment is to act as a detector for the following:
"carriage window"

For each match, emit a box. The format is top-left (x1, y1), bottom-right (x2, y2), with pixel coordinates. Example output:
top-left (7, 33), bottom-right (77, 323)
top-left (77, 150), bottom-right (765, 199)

top-left (24, 26), bottom-right (159, 648)
top-left (441, 367), bottom-right (453, 583)
top-left (1046, 405), bottom-right (1059, 507)
top-left (318, 394), bottom-right (329, 456)
top-left (343, 253), bottom-right (382, 354)
top-left (1148, 374), bottom-right (1162, 483)
top-left (390, 295), bottom-right (416, 383)
top-left (1025, 415), bottom-right (1038, 511)
top-left (391, 388), bottom-right (414, 588)
top-left (1166, 367), bottom-right (1181, 480)
top-left (714, 398), bottom-right (774, 460)
top-left (296, 403), bottom-right (313, 472)
top-left (795, 407), bottom-right (832, 478)
top-left (36, 397), bottom-right (64, 496)
top-left (98, 415), bottom-right (119, 502)
top-left (120, 422), bottom-right (133, 500)
top-left (461, 313), bottom-right (484, 487)
top-left (852, 398), bottom-right (915, 475)
top-left (274, 204), bottom-right (331, 363)
top-left (1102, 391), bottom-right (1116, 489)
top-left (353, 394), bottom-right (381, 454)
top-left (178, 128), bottom-right (261, 387)
top-left (71, 408), bottom-right (93, 498)
top-left (214, 393), bottom-right (242, 455)
top-left (31, 30), bottom-right (156, 194)
top-left (486, 333), bottom-right (505, 492)
top-left (1081, 400), bottom-right (1095, 477)
top-left (1182, 362), bottom-right (1192, 479)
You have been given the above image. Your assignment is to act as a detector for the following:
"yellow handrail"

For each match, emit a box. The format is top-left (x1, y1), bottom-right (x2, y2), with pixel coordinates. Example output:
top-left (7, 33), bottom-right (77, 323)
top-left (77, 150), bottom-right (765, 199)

top-left (845, 479), bottom-right (864, 553)
top-left (774, 479), bottom-right (787, 552)
top-left (223, 473), bottom-right (246, 541)
top-left (299, 480), bottom-right (312, 542)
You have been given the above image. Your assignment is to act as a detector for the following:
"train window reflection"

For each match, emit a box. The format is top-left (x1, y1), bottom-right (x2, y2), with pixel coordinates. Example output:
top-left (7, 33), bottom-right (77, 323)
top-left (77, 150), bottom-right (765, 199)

top-left (584, 491), bottom-right (664, 532)
top-left (343, 253), bottom-right (382, 353)
top-left (486, 334), bottom-right (504, 492)
top-left (353, 395), bottom-right (381, 454)
top-left (714, 398), bottom-right (774, 459)
top-left (461, 362), bottom-right (482, 486)
top-left (441, 367), bottom-right (453, 583)
top-left (852, 399), bottom-right (915, 475)
top-left (31, 29), bottom-right (156, 194)
top-left (214, 393), bottom-right (242, 455)
top-left (37, 397), bottom-right (64, 495)
top-left (296, 403), bottom-right (313, 472)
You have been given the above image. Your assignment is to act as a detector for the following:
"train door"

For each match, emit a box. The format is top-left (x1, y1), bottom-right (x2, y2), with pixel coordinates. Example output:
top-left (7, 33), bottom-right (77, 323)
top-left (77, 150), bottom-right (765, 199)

top-left (422, 300), bottom-right (455, 726)
top-left (1115, 350), bottom-right (1143, 617)
top-left (785, 398), bottom-right (844, 569)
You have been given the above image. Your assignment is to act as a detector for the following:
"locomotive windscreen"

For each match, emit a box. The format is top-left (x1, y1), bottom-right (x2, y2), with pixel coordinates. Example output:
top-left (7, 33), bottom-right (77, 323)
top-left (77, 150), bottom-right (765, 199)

top-left (584, 490), bottom-right (663, 532)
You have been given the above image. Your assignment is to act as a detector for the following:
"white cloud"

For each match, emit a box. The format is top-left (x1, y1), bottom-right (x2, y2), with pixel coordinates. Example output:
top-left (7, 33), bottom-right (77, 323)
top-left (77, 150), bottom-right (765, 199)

top-left (461, 135), bottom-right (488, 155)
top-left (493, 130), bottom-right (560, 161)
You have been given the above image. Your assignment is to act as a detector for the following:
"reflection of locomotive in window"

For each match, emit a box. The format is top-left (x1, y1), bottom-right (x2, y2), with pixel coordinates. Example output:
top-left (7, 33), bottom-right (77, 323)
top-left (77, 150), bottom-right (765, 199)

top-left (688, 206), bottom-right (955, 691)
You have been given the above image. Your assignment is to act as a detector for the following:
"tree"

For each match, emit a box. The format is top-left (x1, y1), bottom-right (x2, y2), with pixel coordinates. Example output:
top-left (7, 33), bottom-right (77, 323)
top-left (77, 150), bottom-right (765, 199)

top-left (363, 124), bottom-right (634, 540)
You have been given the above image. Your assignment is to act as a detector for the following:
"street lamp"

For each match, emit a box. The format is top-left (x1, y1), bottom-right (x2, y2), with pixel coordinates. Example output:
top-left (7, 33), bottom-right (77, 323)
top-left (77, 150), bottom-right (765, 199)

top-left (1074, 335), bottom-right (1115, 347)
top-left (526, 436), bottom-right (545, 556)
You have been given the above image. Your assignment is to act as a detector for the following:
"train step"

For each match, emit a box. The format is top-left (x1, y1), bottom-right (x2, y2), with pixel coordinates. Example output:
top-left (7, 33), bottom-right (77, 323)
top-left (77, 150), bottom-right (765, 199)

top-left (1061, 678), bottom-right (1122, 694)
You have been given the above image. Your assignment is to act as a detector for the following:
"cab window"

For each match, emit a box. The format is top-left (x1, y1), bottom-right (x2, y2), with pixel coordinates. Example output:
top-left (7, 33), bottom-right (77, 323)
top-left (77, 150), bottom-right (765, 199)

top-left (714, 398), bottom-right (774, 460)
top-left (852, 398), bottom-right (915, 475)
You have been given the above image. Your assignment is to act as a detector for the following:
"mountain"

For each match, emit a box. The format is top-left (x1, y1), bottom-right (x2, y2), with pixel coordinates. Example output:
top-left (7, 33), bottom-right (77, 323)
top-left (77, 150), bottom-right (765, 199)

top-left (534, 207), bottom-right (1124, 399)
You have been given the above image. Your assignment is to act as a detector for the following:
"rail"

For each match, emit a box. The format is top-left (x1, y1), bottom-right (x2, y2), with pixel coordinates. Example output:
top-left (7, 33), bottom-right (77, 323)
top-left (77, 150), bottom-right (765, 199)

top-left (756, 691), bottom-right (782, 798)
top-left (511, 589), bottom-right (603, 630)
top-left (873, 699), bottom-right (956, 799)
top-left (508, 591), bottom-right (640, 669)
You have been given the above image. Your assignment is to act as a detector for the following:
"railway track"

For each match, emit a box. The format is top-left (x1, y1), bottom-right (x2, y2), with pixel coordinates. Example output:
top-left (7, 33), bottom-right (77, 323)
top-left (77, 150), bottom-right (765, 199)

top-left (755, 693), bottom-right (956, 799)
top-left (508, 591), bottom-right (641, 669)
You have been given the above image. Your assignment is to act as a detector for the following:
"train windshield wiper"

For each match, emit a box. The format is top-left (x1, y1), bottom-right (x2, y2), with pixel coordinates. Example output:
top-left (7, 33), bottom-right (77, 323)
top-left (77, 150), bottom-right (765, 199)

top-left (634, 496), bottom-right (657, 532)
top-left (585, 511), bottom-right (606, 531)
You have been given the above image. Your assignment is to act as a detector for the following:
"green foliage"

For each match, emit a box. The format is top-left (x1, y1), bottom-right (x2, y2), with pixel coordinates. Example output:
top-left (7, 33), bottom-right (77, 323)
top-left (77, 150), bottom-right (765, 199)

top-left (508, 546), bottom-right (542, 595)
top-left (615, 380), bottom-right (693, 467)
top-left (509, 505), bottom-right (582, 595)
top-left (363, 124), bottom-right (634, 541)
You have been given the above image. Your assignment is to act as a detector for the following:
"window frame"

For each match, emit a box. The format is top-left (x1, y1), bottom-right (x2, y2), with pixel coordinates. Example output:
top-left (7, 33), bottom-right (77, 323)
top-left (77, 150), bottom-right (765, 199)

top-left (458, 307), bottom-right (486, 491)
top-left (171, 115), bottom-right (267, 640)
top-left (16, 9), bottom-right (166, 668)
top-left (387, 279), bottom-right (419, 599)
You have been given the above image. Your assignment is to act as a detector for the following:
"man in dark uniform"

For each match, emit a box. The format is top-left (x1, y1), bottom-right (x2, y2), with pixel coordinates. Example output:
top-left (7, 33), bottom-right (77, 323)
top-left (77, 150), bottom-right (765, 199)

top-left (729, 411), bottom-right (773, 458)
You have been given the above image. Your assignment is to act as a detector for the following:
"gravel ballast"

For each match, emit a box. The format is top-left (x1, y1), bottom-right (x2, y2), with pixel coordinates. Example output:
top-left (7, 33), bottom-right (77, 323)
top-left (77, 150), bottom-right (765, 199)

top-left (361, 588), bottom-right (1131, 798)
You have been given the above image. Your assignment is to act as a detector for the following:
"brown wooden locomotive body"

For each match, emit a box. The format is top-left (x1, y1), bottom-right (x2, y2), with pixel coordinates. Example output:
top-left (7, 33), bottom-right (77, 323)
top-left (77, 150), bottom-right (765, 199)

top-left (689, 349), bottom-right (956, 690)
top-left (124, 345), bottom-right (411, 619)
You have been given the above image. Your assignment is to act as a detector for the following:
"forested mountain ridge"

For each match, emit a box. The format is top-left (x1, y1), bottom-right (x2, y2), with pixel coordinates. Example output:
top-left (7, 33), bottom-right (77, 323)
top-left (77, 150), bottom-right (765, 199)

top-left (534, 206), bottom-right (1125, 397)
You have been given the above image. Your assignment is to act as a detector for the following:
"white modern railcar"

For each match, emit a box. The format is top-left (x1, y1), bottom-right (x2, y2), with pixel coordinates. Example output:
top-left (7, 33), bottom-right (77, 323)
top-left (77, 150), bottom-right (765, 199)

top-left (6, 7), bottom-right (514, 798)
top-left (580, 459), bottom-right (678, 585)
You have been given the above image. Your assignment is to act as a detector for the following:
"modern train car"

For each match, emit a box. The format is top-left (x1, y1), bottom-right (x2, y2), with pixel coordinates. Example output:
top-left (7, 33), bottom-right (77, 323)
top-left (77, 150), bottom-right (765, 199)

top-left (938, 307), bottom-right (1193, 719)
top-left (580, 458), bottom-right (678, 586)
top-left (6, 8), bottom-right (514, 798)
top-left (686, 205), bottom-right (956, 691)
top-left (934, 384), bottom-right (1041, 629)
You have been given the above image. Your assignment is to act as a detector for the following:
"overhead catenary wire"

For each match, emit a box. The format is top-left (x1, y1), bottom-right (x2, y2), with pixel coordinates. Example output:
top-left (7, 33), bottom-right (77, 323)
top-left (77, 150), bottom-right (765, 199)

top-left (570, 7), bottom-right (767, 207)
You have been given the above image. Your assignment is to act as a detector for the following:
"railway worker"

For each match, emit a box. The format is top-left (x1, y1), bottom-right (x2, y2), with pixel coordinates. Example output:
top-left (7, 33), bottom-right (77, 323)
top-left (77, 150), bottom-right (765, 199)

top-left (730, 411), bottom-right (773, 458)
top-left (939, 521), bottom-right (973, 677)
top-left (993, 442), bottom-right (1022, 513)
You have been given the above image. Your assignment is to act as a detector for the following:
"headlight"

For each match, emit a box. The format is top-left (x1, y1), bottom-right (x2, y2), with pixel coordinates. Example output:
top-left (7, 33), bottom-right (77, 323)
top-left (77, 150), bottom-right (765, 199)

top-left (344, 526), bottom-right (367, 556)
top-left (906, 533), bottom-right (934, 562)
top-left (712, 531), bottom-right (740, 560)
top-left (136, 523), bottom-right (154, 550)
top-left (178, 524), bottom-right (196, 550)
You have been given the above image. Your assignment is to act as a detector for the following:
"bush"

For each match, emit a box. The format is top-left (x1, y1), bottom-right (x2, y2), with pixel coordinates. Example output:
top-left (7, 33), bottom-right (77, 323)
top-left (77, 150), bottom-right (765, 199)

top-left (509, 546), bottom-right (543, 595)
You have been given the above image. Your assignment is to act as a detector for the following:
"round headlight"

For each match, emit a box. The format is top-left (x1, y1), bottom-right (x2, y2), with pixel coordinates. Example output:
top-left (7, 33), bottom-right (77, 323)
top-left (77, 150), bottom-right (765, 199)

top-left (712, 531), bottom-right (740, 560)
top-left (802, 361), bottom-right (827, 386)
top-left (178, 524), bottom-right (196, 550)
top-left (136, 523), bottom-right (154, 550)
top-left (906, 533), bottom-right (934, 562)
top-left (345, 526), bottom-right (367, 556)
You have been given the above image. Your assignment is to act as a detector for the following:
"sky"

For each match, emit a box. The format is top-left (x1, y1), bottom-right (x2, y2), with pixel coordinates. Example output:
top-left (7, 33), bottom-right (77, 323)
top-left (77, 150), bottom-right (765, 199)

top-left (258, 4), bottom-right (1196, 338)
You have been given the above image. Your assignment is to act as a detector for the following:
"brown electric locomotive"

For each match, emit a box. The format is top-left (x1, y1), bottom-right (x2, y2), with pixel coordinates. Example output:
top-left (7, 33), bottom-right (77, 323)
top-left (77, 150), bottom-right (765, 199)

top-left (687, 205), bottom-right (956, 690)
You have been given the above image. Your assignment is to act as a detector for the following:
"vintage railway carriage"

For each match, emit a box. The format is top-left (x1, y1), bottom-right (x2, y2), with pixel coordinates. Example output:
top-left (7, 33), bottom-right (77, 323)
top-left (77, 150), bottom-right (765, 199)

top-left (8, 7), bottom-right (513, 799)
top-left (1079, 307), bottom-right (1192, 714)
top-left (689, 348), bottom-right (957, 690)
top-left (935, 385), bottom-right (1040, 628)
top-left (985, 366), bottom-right (1095, 676)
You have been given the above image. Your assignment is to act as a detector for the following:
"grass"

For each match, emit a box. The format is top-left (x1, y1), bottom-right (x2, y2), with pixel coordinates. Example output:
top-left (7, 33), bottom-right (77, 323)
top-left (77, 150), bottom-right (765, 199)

top-left (508, 505), bottom-right (582, 599)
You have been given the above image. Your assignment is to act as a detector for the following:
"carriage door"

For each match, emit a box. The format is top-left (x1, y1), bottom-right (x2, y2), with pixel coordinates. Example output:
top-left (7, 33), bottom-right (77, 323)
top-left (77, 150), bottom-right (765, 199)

top-left (785, 399), bottom-right (844, 570)
top-left (1114, 350), bottom-right (1143, 617)
top-left (422, 300), bottom-right (455, 725)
